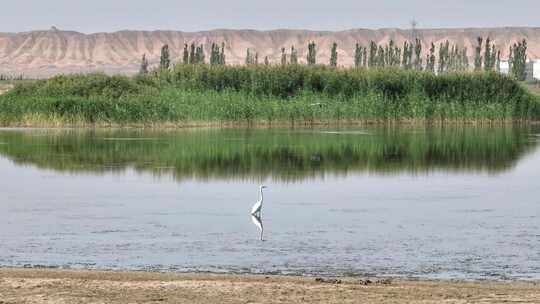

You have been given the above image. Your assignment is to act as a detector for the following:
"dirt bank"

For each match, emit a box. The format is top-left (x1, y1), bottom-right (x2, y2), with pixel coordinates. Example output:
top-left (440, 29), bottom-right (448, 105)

top-left (0, 268), bottom-right (538, 303)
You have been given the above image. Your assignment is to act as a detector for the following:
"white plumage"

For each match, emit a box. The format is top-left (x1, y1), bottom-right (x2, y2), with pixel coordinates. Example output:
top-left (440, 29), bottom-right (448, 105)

top-left (251, 185), bottom-right (266, 216)
top-left (251, 185), bottom-right (267, 241)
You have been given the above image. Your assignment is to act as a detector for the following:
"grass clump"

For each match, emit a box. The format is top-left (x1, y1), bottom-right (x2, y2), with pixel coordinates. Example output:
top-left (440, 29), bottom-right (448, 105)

top-left (0, 66), bottom-right (538, 127)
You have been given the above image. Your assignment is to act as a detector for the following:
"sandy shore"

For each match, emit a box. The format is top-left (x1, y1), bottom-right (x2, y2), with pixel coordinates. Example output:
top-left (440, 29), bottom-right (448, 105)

top-left (0, 269), bottom-right (538, 303)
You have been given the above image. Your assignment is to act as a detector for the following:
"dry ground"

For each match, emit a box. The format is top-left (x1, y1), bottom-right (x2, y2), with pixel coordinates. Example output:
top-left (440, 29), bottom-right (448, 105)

top-left (0, 268), bottom-right (538, 303)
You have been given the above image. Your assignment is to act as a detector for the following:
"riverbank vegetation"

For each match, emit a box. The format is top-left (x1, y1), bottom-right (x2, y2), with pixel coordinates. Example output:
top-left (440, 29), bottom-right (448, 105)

top-left (524, 80), bottom-right (540, 96)
top-left (0, 65), bottom-right (538, 127)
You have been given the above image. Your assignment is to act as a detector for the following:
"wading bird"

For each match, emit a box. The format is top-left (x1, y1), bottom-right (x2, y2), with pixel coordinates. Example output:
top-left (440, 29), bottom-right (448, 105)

top-left (251, 185), bottom-right (267, 240)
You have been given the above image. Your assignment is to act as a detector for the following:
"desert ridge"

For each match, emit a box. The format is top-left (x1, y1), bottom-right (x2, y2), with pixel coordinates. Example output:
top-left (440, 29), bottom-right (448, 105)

top-left (1, 27), bottom-right (540, 77)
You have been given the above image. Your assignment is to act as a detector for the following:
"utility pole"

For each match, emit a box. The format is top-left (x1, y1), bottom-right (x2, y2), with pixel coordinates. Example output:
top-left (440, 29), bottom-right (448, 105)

top-left (410, 19), bottom-right (419, 42)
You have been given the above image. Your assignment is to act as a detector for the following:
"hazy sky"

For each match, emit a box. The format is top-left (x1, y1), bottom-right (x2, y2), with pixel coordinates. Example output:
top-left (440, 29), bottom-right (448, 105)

top-left (2, 0), bottom-right (539, 33)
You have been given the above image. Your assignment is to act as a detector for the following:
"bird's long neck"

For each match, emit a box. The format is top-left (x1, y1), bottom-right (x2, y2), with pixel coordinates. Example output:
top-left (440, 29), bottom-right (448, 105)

top-left (259, 188), bottom-right (264, 203)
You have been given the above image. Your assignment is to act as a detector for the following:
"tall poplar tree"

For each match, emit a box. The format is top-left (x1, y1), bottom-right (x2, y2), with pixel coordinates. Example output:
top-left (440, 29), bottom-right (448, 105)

top-left (484, 37), bottom-right (492, 71)
top-left (462, 48), bottom-right (469, 70)
top-left (330, 43), bottom-right (338, 67)
top-left (386, 40), bottom-right (401, 66)
top-left (354, 43), bottom-right (362, 68)
top-left (194, 44), bottom-right (205, 64)
top-left (490, 44), bottom-right (497, 71)
top-left (245, 48), bottom-right (254, 65)
top-left (362, 47), bottom-right (367, 67)
top-left (307, 42), bottom-right (317, 65)
top-left (183, 44), bottom-right (189, 64)
top-left (160, 44), bottom-right (170, 70)
top-left (474, 37), bottom-right (483, 71)
top-left (438, 41), bottom-right (450, 73)
top-left (210, 43), bottom-right (218, 65)
top-left (426, 42), bottom-right (436, 72)
top-left (200, 45), bottom-right (205, 63)
top-left (496, 50), bottom-right (501, 72)
top-left (368, 41), bottom-right (377, 68)
top-left (189, 43), bottom-right (196, 64)
top-left (377, 46), bottom-right (385, 67)
top-left (290, 46), bottom-right (298, 64)
top-left (510, 39), bottom-right (528, 81)
top-left (448, 44), bottom-right (456, 71)
top-left (413, 38), bottom-right (422, 70)
top-left (402, 41), bottom-right (412, 69)
top-left (139, 54), bottom-right (149, 74)
top-left (220, 42), bottom-right (226, 65)
top-left (281, 47), bottom-right (287, 66)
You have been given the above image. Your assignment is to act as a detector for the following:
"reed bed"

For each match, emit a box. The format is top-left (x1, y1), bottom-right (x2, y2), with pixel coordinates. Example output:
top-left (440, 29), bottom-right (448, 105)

top-left (0, 65), bottom-right (538, 126)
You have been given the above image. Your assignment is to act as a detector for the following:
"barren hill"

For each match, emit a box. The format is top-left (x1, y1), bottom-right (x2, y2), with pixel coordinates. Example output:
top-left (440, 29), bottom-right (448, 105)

top-left (1, 27), bottom-right (539, 77)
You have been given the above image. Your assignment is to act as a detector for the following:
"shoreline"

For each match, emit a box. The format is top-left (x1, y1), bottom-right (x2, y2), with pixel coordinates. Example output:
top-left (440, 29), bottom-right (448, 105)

top-left (0, 268), bottom-right (538, 303)
top-left (1, 118), bottom-right (539, 129)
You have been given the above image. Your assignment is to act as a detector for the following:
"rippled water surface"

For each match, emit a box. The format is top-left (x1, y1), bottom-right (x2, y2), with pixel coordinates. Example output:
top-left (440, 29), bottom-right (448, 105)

top-left (0, 127), bottom-right (539, 280)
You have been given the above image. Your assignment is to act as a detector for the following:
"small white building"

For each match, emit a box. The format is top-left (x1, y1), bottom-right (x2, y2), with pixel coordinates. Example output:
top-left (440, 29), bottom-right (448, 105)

top-left (525, 60), bottom-right (540, 81)
top-left (499, 60), bottom-right (510, 75)
top-left (498, 60), bottom-right (540, 80)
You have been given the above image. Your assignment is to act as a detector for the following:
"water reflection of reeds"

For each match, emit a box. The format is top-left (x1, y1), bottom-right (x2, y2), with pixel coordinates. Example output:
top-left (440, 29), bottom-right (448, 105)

top-left (0, 126), bottom-right (537, 182)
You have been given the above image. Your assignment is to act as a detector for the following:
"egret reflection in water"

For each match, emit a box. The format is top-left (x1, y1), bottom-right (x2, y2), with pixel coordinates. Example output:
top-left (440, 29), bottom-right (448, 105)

top-left (251, 214), bottom-right (263, 241)
top-left (250, 185), bottom-right (266, 241)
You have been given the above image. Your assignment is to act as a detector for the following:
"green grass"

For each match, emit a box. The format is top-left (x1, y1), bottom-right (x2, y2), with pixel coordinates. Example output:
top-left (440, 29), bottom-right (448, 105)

top-left (0, 65), bottom-right (539, 127)
top-left (0, 79), bottom-right (35, 96)
top-left (523, 80), bottom-right (540, 96)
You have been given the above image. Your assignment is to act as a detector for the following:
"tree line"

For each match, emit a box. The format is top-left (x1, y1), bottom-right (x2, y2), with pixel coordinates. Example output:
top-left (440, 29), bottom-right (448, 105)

top-left (140, 42), bottom-right (226, 74)
top-left (0, 74), bottom-right (25, 81)
top-left (140, 37), bottom-right (529, 80)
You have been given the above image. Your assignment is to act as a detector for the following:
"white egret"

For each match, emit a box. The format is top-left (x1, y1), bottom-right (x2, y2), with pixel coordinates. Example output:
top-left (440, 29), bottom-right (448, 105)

top-left (251, 185), bottom-right (267, 241)
top-left (251, 185), bottom-right (267, 216)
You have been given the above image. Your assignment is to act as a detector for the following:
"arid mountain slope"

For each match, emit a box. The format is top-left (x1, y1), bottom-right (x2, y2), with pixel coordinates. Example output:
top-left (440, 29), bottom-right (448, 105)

top-left (1, 27), bottom-right (539, 77)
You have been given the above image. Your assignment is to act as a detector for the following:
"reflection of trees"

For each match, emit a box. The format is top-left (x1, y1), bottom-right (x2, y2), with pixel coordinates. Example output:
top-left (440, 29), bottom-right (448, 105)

top-left (0, 127), bottom-right (536, 182)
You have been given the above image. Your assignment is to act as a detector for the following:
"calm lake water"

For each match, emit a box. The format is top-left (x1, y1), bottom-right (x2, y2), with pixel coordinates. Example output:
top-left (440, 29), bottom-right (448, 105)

top-left (0, 126), bottom-right (539, 280)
